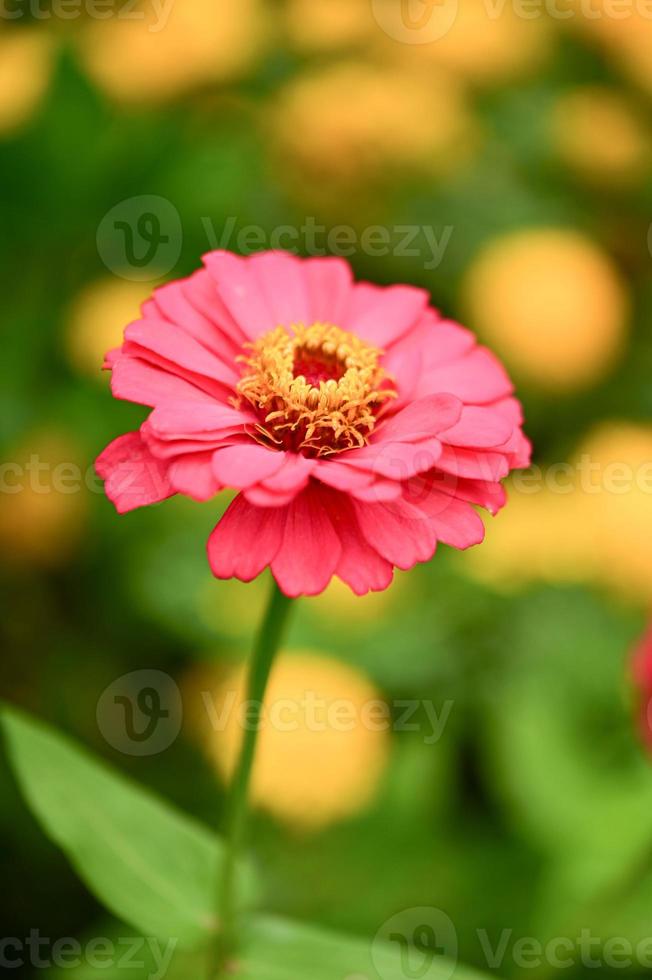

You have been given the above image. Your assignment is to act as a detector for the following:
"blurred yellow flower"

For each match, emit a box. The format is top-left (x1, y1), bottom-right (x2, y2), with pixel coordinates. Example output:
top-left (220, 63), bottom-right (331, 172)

top-left (579, 423), bottom-right (652, 605)
top-left (284, 0), bottom-right (374, 52)
top-left (79, 0), bottom-right (268, 104)
top-left (463, 422), bottom-right (652, 606)
top-left (65, 277), bottom-right (152, 379)
top-left (462, 478), bottom-right (595, 591)
top-left (0, 31), bottom-right (53, 136)
top-left (550, 87), bottom-right (650, 186)
top-left (462, 229), bottom-right (628, 392)
top-left (379, 0), bottom-right (552, 86)
top-left (271, 61), bottom-right (476, 194)
top-left (0, 430), bottom-right (87, 567)
top-left (193, 652), bottom-right (390, 831)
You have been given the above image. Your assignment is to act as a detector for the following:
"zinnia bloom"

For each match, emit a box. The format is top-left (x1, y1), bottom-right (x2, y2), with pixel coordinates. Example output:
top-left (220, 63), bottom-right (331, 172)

top-left (96, 250), bottom-right (530, 597)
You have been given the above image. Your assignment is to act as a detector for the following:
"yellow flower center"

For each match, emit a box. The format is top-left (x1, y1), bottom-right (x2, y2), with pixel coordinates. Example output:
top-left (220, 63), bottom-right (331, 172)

top-left (235, 322), bottom-right (395, 456)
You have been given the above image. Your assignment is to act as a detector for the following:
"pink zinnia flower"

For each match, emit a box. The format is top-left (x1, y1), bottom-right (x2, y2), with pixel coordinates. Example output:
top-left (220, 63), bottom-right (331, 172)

top-left (96, 250), bottom-right (531, 597)
top-left (632, 622), bottom-right (652, 752)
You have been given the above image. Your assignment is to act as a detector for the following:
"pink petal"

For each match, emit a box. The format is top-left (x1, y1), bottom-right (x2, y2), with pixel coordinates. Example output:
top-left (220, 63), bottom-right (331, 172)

top-left (341, 438), bottom-right (443, 481)
top-left (124, 319), bottom-right (238, 388)
top-left (117, 342), bottom-right (230, 403)
top-left (440, 406), bottom-right (514, 449)
top-left (404, 483), bottom-right (486, 549)
top-left (151, 278), bottom-right (238, 363)
top-left (203, 250), bottom-right (274, 339)
top-left (248, 251), bottom-right (311, 327)
top-left (147, 401), bottom-right (250, 438)
top-left (242, 455), bottom-right (316, 508)
top-left (430, 474), bottom-right (507, 516)
top-left (207, 495), bottom-right (286, 582)
top-left (507, 431), bottom-right (533, 470)
top-left (436, 445), bottom-right (510, 481)
top-left (404, 318), bottom-right (477, 382)
top-left (271, 487), bottom-right (342, 597)
top-left (111, 356), bottom-right (214, 408)
top-left (167, 452), bottom-right (222, 501)
top-left (354, 497), bottom-right (439, 570)
top-left (140, 420), bottom-right (246, 459)
top-left (384, 314), bottom-right (476, 404)
top-left (303, 256), bottom-right (353, 323)
top-left (327, 493), bottom-right (393, 595)
top-left (492, 395), bottom-right (525, 426)
top-left (259, 453), bottom-right (316, 493)
top-left (379, 313), bottom-right (436, 406)
top-left (95, 431), bottom-right (174, 514)
top-left (182, 269), bottom-right (247, 349)
top-left (314, 459), bottom-right (375, 493)
top-left (421, 347), bottom-right (513, 404)
top-left (103, 346), bottom-right (121, 370)
top-left (243, 486), bottom-right (299, 507)
top-left (426, 319), bottom-right (477, 365)
top-left (349, 479), bottom-right (403, 503)
top-left (375, 394), bottom-right (463, 443)
top-left (344, 282), bottom-right (429, 348)
top-left (212, 443), bottom-right (286, 489)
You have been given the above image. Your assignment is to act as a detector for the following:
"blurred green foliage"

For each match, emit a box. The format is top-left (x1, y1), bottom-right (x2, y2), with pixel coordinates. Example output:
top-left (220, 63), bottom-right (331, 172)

top-left (1, 4), bottom-right (652, 979)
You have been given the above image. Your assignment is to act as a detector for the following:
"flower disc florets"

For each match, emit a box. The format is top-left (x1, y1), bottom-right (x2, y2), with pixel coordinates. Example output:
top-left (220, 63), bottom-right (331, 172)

top-left (235, 322), bottom-right (396, 456)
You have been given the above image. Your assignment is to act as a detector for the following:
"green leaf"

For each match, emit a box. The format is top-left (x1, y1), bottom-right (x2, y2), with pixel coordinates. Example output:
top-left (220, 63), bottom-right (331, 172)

top-left (1, 704), bottom-right (254, 949)
top-left (241, 916), bottom-right (476, 980)
top-left (45, 915), bottom-right (488, 980)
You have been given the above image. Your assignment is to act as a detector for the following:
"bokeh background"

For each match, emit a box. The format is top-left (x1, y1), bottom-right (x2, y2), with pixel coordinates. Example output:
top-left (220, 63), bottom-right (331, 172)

top-left (2, 1), bottom-right (652, 977)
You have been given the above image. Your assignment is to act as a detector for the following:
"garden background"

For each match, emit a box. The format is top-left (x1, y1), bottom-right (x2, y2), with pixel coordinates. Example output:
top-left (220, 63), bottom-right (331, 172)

top-left (2, 2), bottom-right (652, 978)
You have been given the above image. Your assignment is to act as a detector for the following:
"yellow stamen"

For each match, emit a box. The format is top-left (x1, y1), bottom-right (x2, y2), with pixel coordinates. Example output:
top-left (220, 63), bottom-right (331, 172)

top-left (234, 322), bottom-right (395, 456)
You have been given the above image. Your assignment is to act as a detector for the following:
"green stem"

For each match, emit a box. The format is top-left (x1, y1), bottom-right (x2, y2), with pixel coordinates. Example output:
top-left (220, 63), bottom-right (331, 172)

top-left (212, 579), bottom-right (294, 976)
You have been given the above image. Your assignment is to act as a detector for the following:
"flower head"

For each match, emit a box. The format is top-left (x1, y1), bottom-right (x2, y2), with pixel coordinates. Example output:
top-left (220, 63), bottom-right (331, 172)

top-left (96, 251), bottom-right (530, 597)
